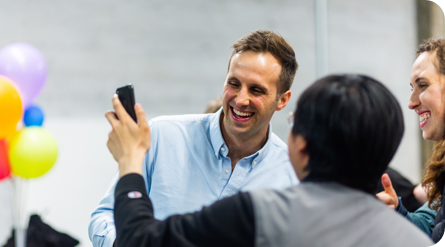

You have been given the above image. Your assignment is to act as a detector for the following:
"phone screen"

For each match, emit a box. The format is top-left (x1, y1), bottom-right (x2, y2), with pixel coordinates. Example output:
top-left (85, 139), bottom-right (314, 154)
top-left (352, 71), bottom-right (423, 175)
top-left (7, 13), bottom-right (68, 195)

top-left (116, 84), bottom-right (137, 123)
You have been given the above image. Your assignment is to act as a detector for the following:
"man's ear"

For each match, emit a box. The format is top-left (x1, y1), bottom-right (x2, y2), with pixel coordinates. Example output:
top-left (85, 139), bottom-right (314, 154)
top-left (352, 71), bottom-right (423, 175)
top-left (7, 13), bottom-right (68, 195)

top-left (294, 135), bottom-right (309, 170)
top-left (276, 90), bottom-right (291, 111)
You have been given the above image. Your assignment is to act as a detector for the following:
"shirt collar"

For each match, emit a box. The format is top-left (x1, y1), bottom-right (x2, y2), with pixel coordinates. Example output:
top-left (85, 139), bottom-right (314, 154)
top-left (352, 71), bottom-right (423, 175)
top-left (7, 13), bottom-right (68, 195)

top-left (251, 124), bottom-right (273, 164)
top-left (210, 108), bottom-right (226, 159)
top-left (209, 107), bottom-right (274, 163)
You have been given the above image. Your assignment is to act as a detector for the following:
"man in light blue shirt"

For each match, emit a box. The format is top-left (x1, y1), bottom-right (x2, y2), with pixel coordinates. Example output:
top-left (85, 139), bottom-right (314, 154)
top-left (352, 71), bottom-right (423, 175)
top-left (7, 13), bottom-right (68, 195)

top-left (89, 30), bottom-right (299, 247)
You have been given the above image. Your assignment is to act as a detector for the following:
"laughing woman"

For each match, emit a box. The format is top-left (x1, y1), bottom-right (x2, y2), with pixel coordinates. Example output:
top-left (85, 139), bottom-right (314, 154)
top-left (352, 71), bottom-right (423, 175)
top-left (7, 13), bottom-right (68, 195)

top-left (378, 38), bottom-right (445, 243)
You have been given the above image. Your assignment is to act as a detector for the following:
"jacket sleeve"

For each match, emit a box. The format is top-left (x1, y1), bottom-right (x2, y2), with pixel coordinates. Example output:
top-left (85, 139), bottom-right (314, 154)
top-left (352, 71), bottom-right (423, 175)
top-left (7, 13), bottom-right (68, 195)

top-left (114, 173), bottom-right (255, 247)
top-left (397, 200), bottom-right (436, 237)
top-left (432, 196), bottom-right (445, 243)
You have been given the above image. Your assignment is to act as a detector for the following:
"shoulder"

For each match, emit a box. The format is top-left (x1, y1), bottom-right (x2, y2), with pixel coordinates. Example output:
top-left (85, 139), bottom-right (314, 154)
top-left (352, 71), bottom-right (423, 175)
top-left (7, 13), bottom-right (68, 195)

top-left (149, 113), bottom-right (212, 125)
top-left (263, 132), bottom-right (292, 169)
top-left (269, 132), bottom-right (288, 150)
top-left (149, 113), bottom-right (214, 131)
top-left (250, 183), bottom-right (395, 219)
top-left (251, 184), bottom-right (433, 247)
top-left (262, 132), bottom-right (288, 159)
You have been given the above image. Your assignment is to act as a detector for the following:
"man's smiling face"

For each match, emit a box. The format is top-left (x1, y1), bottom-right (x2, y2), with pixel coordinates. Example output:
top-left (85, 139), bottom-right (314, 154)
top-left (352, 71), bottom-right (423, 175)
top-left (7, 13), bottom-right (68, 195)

top-left (221, 50), bottom-right (287, 141)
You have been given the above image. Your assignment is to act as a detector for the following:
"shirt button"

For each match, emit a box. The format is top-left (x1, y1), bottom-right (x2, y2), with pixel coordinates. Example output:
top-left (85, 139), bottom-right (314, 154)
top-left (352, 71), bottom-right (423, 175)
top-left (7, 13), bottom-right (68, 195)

top-left (215, 152), bottom-right (218, 157)
top-left (221, 147), bottom-right (225, 151)
top-left (225, 170), bottom-right (230, 174)
top-left (253, 161), bottom-right (257, 166)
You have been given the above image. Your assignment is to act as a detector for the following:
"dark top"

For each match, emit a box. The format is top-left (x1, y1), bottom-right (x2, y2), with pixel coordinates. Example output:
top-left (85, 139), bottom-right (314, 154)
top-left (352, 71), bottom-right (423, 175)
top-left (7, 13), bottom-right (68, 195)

top-left (114, 173), bottom-right (255, 247)
top-left (432, 184), bottom-right (445, 243)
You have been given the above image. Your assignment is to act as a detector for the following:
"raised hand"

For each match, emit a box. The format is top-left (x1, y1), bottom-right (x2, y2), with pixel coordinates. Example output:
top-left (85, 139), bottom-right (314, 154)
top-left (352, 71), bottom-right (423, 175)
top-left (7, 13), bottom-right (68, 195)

top-left (376, 173), bottom-right (399, 210)
top-left (105, 95), bottom-right (151, 178)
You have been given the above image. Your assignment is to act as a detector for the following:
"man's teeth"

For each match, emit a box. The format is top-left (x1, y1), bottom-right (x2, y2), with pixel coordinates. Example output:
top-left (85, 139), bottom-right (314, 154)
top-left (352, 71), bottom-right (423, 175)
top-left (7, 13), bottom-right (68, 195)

top-left (233, 108), bottom-right (253, 117)
top-left (420, 113), bottom-right (431, 122)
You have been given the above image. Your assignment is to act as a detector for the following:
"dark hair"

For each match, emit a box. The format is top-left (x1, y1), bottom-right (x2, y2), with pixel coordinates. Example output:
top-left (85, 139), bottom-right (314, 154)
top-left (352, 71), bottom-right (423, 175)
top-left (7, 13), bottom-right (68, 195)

top-left (229, 30), bottom-right (298, 95)
top-left (416, 38), bottom-right (445, 210)
top-left (291, 74), bottom-right (404, 194)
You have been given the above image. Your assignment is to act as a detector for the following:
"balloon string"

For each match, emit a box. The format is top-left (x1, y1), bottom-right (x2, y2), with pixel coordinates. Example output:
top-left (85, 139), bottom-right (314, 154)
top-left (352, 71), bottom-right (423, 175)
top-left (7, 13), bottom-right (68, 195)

top-left (10, 176), bottom-right (26, 247)
top-left (21, 178), bottom-right (28, 229)
top-left (9, 178), bottom-right (18, 228)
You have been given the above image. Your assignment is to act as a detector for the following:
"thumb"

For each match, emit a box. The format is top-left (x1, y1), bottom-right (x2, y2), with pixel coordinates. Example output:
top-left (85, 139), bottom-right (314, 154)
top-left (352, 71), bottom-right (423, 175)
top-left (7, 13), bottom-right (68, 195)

top-left (382, 173), bottom-right (397, 198)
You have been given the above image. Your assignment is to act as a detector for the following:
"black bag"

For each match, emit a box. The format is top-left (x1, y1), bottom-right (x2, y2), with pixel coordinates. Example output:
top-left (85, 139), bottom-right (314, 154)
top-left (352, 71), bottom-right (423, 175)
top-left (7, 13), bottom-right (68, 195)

top-left (3, 214), bottom-right (79, 247)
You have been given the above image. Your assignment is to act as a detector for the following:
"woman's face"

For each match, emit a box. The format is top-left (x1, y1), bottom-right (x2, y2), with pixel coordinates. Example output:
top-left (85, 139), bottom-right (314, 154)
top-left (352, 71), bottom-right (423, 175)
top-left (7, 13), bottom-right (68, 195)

top-left (409, 52), bottom-right (445, 141)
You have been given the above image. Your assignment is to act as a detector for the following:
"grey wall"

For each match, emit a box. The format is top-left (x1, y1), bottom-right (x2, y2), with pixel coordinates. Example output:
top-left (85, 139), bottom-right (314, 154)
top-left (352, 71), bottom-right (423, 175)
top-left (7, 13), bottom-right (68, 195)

top-left (0, 0), bottom-right (418, 246)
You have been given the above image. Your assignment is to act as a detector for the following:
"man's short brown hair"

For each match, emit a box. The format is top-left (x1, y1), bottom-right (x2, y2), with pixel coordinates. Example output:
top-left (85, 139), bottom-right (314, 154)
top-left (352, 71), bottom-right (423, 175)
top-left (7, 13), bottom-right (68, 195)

top-left (229, 30), bottom-right (298, 95)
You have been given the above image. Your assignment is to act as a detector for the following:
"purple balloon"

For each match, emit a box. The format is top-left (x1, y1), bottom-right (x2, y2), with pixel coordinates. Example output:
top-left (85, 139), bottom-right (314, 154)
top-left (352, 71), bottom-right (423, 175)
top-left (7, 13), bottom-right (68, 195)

top-left (0, 43), bottom-right (47, 108)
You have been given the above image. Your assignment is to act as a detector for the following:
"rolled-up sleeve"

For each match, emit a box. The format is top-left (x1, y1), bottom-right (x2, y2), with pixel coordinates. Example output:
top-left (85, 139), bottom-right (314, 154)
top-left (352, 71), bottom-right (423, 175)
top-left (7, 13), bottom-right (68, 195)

top-left (89, 173), bottom-right (119, 247)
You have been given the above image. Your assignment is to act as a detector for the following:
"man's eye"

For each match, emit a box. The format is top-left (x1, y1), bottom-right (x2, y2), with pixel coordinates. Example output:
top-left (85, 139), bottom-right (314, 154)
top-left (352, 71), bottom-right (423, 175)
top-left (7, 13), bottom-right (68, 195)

top-left (252, 88), bottom-right (264, 94)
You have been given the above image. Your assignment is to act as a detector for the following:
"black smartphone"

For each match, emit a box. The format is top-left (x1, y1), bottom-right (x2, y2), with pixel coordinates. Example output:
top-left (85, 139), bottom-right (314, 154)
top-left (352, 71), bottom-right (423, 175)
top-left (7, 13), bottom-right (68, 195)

top-left (116, 84), bottom-right (137, 123)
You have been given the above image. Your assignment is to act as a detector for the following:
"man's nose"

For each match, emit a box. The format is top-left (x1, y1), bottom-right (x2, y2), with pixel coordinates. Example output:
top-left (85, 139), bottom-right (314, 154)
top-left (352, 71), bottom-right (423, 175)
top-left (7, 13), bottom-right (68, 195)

top-left (235, 88), bottom-right (250, 106)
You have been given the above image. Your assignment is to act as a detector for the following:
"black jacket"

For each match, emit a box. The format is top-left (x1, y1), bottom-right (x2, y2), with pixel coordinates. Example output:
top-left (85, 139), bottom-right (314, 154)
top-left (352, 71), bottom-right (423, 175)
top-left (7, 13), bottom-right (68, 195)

top-left (432, 184), bottom-right (445, 242)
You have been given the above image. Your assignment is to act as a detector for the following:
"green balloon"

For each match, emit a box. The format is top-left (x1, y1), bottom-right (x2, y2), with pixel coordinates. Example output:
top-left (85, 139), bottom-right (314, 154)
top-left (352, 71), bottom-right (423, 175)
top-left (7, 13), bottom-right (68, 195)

top-left (9, 127), bottom-right (58, 179)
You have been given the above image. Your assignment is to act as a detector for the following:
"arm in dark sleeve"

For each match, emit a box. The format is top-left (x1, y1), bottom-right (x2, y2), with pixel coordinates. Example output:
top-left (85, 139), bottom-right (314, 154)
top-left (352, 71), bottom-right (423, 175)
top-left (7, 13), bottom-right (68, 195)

top-left (397, 200), bottom-right (436, 237)
top-left (432, 197), bottom-right (445, 243)
top-left (114, 173), bottom-right (255, 247)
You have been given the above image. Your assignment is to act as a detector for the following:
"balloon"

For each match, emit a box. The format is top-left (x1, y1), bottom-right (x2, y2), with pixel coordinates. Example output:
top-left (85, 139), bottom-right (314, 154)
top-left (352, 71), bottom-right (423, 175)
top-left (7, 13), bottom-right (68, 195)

top-left (0, 76), bottom-right (23, 139)
top-left (0, 140), bottom-right (11, 181)
top-left (9, 127), bottom-right (58, 179)
top-left (23, 105), bottom-right (44, 127)
top-left (0, 43), bottom-right (47, 108)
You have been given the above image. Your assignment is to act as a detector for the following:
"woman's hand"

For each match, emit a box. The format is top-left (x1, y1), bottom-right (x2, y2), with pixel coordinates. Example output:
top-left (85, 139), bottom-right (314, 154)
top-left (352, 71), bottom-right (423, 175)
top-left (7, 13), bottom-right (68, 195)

top-left (376, 173), bottom-right (399, 210)
top-left (105, 95), bottom-right (151, 178)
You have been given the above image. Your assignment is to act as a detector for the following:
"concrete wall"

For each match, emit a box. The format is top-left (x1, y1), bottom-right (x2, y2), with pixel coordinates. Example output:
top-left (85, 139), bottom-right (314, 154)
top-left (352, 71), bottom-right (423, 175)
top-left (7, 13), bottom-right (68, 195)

top-left (0, 0), bottom-right (418, 246)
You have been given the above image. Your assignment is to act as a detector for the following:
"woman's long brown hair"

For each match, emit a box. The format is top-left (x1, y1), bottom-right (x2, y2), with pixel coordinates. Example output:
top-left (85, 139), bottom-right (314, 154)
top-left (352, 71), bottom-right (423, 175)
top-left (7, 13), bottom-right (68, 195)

top-left (422, 141), bottom-right (445, 210)
top-left (418, 39), bottom-right (445, 210)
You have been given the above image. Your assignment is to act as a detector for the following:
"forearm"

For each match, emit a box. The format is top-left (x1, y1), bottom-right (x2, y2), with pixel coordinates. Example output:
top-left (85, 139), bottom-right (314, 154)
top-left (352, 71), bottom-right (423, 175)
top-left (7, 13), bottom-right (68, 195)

top-left (89, 212), bottom-right (117, 247)
top-left (400, 201), bottom-right (436, 237)
top-left (89, 173), bottom-right (120, 247)
top-left (118, 155), bottom-right (145, 178)
top-left (114, 173), bottom-right (255, 247)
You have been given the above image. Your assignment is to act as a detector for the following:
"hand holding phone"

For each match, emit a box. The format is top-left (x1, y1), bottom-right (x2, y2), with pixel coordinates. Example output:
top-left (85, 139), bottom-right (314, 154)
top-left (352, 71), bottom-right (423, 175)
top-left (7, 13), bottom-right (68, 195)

top-left (106, 86), bottom-right (151, 178)
top-left (116, 84), bottom-right (137, 123)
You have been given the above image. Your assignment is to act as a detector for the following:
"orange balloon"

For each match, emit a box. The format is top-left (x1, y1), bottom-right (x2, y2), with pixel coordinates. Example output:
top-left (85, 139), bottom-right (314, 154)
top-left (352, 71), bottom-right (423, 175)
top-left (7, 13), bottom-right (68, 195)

top-left (0, 75), bottom-right (23, 139)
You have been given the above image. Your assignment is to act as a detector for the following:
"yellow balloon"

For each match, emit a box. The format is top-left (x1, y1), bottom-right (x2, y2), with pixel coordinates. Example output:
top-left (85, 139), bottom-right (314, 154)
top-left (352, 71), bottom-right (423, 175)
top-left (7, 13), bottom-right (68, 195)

top-left (9, 127), bottom-right (58, 179)
top-left (0, 75), bottom-right (23, 139)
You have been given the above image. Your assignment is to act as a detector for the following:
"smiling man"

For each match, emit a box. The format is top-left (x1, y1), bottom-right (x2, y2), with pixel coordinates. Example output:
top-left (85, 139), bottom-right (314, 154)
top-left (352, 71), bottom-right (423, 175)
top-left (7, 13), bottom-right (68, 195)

top-left (88, 30), bottom-right (299, 247)
top-left (110, 74), bottom-right (433, 247)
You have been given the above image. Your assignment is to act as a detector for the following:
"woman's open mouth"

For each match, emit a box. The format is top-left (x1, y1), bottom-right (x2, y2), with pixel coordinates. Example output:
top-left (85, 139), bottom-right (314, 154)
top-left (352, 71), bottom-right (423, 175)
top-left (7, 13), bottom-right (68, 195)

top-left (419, 112), bottom-right (431, 128)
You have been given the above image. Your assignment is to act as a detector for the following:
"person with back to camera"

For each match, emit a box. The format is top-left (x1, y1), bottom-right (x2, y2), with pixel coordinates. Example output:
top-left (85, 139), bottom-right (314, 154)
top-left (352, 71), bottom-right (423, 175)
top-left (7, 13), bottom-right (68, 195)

top-left (107, 74), bottom-right (433, 247)
top-left (377, 38), bottom-right (445, 243)
top-left (89, 30), bottom-right (299, 247)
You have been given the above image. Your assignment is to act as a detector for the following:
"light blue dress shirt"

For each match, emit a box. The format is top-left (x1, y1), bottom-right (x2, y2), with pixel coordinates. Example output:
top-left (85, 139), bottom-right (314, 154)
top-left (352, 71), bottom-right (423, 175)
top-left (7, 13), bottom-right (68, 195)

top-left (88, 108), bottom-right (299, 247)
